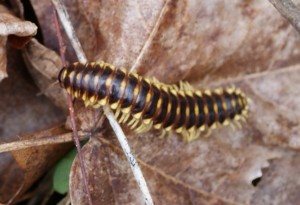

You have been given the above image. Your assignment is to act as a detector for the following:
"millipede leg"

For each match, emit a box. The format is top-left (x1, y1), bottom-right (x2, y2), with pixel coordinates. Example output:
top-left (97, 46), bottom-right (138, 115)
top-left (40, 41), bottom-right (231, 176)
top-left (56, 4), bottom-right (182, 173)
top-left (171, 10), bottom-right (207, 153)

top-left (179, 81), bottom-right (194, 91)
top-left (188, 130), bottom-right (200, 141)
top-left (234, 120), bottom-right (242, 129)
top-left (114, 108), bottom-right (121, 120)
top-left (127, 118), bottom-right (136, 126)
top-left (136, 121), bottom-right (153, 133)
top-left (203, 129), bottom-right (212, 138)
top-left (158, 130), bottom-right (167, 139)
top-left (229, 122), bottom-right (236, 131)
top-left (118, 112), bottom-right (126, 123)
top-left (130, 118), bottom-right (140, 129)
top-left (123, 113), bottom-right (131, 124)
top-left (181, 129), bottom-right (189, 141)
top-left (240, 116), bottom-right (247, 123)
top-left (135, 123), bottom-right (144, 133)
top-left (84, 100), bottom-right (91, 107)
top-left (146, 122), bottom-right (153, 132)
top-left (119, 112), bottom-right (131, 124)
top-left (182, 129), bottom-right (200, 141)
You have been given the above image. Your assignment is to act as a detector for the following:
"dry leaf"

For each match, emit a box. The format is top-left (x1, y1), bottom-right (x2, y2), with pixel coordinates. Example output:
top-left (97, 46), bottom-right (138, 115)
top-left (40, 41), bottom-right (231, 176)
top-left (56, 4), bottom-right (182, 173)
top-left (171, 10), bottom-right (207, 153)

top-left (0, 36), bottom-right (7, 82)
top-left (33, 1), bottom-right (300, 82)
top-left (0, 125), bottom-right (71, 203)
top-left (22, 39), bottom-right (69, 111)
top-left (70, 137), bottom-right (144, 205)
top-left (0, 4), bottom-right (37, 82)
top-left (0, 5), bottom-right (36, 37)
top-left (251, 155), bottom-right (300, 205)
top-left (0, 4), bottom-right (67, 203)
top-left (8, 126), bottom-right (72, 202)
top-left (4, 0), bottom-right (300, 204)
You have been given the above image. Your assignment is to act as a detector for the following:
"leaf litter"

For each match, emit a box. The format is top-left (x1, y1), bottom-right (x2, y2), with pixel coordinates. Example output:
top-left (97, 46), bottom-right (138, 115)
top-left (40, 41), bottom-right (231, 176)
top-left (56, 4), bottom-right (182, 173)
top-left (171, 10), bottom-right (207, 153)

top-left (1, 0), bottom-right (300, 204)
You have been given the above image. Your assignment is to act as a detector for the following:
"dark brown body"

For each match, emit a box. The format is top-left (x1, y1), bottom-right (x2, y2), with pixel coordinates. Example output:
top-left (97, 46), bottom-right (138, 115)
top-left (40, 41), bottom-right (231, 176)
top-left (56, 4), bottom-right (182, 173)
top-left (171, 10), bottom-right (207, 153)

top-left (58, 62), bottom-right (249, 141)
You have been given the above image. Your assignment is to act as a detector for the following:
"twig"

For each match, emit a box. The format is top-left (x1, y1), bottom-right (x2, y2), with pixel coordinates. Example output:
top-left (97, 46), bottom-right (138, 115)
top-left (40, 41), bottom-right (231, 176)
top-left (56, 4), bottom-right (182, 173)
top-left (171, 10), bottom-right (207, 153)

top-left (51, 0), bottom-right (87, 63)
top-left (269, 0), bottom-right (300, 34)
top-left (51, 1), bottom-right (92, 205)
top-left (0, 131), bottom-right (90, 153)
top-left (103, 107), bottom-right (154, 205)
top-left (51, 0), bottom-right (154, 204)
top-left (52, 6), bottom-right (66, 65)
top-left (67, 95), bottom-right (93, 205)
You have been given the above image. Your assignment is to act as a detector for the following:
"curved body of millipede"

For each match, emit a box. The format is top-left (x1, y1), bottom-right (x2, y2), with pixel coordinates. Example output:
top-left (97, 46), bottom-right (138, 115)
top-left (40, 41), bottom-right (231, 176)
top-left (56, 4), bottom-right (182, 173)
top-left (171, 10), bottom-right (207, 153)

top-left (58, 62), bottom-right (249, 141)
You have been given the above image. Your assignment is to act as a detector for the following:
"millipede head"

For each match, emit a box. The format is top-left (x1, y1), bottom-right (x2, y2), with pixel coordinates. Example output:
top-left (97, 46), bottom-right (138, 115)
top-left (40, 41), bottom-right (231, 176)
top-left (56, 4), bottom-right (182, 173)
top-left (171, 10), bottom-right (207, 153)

top-left (58, 67), bottom-right (67, 88)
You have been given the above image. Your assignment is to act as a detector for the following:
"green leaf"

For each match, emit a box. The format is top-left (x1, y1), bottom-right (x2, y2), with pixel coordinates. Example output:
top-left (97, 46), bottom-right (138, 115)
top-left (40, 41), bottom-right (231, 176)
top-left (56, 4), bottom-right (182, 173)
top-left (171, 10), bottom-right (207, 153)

top-left (53, 147), bottom-right (77, 194)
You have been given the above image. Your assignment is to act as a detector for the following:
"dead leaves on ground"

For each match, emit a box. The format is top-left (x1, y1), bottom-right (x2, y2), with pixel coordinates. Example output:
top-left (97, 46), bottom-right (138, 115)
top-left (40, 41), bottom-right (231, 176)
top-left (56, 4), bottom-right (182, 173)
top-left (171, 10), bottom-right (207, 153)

top-left (0, 2), bottom-right (67, 203)
top-left (1, 0), bottom-right (300, 204)
top-left (0, 4), bottom-right (36, 81)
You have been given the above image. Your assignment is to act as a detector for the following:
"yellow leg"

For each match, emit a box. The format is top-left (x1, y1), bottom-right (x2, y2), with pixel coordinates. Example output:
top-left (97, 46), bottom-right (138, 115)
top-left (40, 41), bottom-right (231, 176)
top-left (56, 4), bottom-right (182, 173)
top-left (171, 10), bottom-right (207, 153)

top-left (114, 108), bottom-right (121, 120)
top-left (179, 81), bottom-right (194, 91)
top-left (240, 115), bottom-right (247, 123)
top-left (135, 121), bottom-right (153, 133)
top-left (120, 112), bottom-right (131, 124)
top-left (202, 129), bottom-right (212, 138)
top-left (130, 118), bottom-right (140, 129)
top-left (229, 122), bottom-right (236, 132)
top-left (181, 129), bottom-right (190, 142)
top-left (234, 120), bottom-right (242, 129)
top-left (118, 111), bottom-right (126, 123)
top-left (135, 123), bottom-right (145, 133)
top-left (158, 130), bottom-right (167, 139)
top-left (189, 130), bottom-right (200, 141)
top-left (127, 117), bottom-right (136, 126)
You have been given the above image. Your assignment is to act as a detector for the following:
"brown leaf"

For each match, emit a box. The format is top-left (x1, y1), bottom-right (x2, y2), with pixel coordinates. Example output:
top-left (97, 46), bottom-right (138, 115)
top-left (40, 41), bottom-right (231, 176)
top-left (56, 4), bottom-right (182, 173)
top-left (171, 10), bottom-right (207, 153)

top-left (26, 0), bottom-right (300, 204)
top-left (0, 20), bottom-right (66, 203)
top-left (0, 125), bottom-right (72, 203)
top-left (244, 67), bottom-right (300, 149)
top-left (0, 5), bottom-right (37, 48)
top-left (70, 137), bottom-right (144, 205)
top-left (22, 38), bottom-right (69, 111)
top-left (251, 155), bottom-right (300, 205)
top-left (0, 36), bottom-right (7, 82)
top-left (0, 5), bottom-right (36, 37)
top-left (33, 1), bottom-right (300, 82)
top-left (0, 4), bottom-right (37, 82)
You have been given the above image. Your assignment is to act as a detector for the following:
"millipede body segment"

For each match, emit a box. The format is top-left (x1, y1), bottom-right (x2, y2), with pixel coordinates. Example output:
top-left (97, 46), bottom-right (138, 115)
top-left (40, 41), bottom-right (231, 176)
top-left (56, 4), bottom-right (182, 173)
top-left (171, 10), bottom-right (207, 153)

top-left (58, 62), bottom-right (249, 141)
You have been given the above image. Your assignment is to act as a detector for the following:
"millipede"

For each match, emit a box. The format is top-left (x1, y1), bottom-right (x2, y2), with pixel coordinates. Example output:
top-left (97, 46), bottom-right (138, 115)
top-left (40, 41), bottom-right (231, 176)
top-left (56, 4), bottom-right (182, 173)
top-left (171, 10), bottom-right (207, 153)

top-left (58, 61), bottom-right (249, 141)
